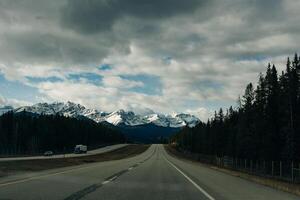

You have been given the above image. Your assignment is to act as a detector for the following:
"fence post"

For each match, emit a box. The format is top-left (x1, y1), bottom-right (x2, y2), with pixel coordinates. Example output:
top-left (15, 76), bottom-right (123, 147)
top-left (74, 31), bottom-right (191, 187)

top-left (263, 160), bottom-right (266, 173)
top-left (245, 159), bottom-right (247, 170)
top-left (250, 160), bottom-right (253, 172)
top-left (272, 161), bottom-right (274, 176)
top-left (280, 161), bottom-right (282, 178)
top-left (292, 161), bottom-right (294, 182)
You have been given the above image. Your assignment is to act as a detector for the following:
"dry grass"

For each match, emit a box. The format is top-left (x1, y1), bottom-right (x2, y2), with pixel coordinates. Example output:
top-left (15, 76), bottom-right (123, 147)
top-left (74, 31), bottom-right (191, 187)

top-left (0, 144), bottom-right (150, 177)
top-left (165, 145), bottom-right (300, 196)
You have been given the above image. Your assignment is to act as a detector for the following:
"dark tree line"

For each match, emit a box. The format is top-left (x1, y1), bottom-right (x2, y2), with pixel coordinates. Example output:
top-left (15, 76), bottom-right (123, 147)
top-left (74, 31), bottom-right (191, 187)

top-left (0, 111), bottom-right (125, 155)
top-left (171, 54), bottom-right (300, 161)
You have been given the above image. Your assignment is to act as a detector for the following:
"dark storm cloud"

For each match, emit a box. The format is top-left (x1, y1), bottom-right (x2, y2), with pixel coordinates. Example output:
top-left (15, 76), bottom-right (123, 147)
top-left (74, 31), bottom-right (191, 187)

top-left (0, 31), bottom-right (118, 66)
top-left (61, 0), bottom-right (210, 33)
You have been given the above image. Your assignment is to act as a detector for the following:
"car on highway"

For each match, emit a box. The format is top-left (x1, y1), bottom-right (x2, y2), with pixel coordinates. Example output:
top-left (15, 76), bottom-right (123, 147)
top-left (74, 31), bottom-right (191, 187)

top-left (74, 145), bottom-right (87, 154)
top-left (43, 151), bottom-right (53, 156)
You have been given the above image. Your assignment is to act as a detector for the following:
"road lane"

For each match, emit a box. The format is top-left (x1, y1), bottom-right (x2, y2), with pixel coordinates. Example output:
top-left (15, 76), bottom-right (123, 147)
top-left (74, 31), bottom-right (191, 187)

top-left (164, 146), bottom-right (299, 200)
top-left (0, 144), bottom-right (128, 162)
top-left (0, 145), bottom-right (155, 200)
top-left (0, 144), bottom-right (299, 200)
top-left (164, 158), bottom-right (215, 200)
top-left (81, 145), bottom-right (210, 200)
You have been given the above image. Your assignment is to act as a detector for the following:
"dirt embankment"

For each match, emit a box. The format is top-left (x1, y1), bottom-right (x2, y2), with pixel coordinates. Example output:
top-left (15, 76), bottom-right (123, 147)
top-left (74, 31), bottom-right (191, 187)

top-left (0, 144), bottom-right (150, 177)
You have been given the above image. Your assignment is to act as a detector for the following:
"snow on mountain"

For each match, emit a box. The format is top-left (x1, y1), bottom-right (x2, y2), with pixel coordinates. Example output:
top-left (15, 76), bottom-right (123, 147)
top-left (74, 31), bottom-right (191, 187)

top-left (81, 108), bottom-right (107, 123)
top-left (8, 102), bottom-right (200, 128)
top-left (0, 106), bottom-right (13, 115)
top-left (105, 109), bottom-right (147, 126)
top-left (14, 101), bottom-right (86, 117)
top-left (174, 113), bottom-right (201, 128)
top-left (142, 113), bottom-right (200, 128)
top-left (143, 114), bottom-right (183, 127)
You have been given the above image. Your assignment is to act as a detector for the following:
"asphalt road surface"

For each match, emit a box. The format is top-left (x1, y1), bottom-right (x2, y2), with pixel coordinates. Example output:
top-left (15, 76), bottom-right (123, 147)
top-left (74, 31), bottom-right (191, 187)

top-left (0, 144), bottom-right (299, 200)
top-left (0, 144), bottom-right (128, 162)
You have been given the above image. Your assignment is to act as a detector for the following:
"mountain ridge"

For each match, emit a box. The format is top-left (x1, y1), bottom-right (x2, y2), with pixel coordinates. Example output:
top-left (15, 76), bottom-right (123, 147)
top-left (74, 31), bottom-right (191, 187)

top-left (0, 101), bottom-right (200, 128)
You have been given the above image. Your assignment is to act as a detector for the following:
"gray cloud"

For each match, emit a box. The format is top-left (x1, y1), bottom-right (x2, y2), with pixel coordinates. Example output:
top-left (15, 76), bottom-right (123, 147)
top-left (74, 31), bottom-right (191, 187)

top-left (61, 0), bottom-right (210, 33)
top-left (0, 0), bottom-right (300, 119)
top-left (0, 32), bottom-right (117, 68)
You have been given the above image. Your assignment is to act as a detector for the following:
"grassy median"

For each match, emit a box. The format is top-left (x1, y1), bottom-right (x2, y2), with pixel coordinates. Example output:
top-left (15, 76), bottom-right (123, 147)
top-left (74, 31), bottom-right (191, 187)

top-left (0, 144), bottom-right (150, 177)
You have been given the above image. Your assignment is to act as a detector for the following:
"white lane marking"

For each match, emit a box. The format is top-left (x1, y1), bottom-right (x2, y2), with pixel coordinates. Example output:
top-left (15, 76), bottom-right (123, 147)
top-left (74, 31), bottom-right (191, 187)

top-left (109, 176), bottom-right (118, 181)
top-left (102, 180), bottom-right (110, 185)
top-left (128, 167), bottom-right (133, 170)
top-left (102, 176), bottom-right (118, 185)
top-left (165, 158), bottom-right (215, 200)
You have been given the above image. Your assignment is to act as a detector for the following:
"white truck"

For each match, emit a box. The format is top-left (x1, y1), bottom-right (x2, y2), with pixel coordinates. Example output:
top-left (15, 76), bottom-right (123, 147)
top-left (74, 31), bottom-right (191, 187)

top-left (74, 144), bottom-right (87, 154)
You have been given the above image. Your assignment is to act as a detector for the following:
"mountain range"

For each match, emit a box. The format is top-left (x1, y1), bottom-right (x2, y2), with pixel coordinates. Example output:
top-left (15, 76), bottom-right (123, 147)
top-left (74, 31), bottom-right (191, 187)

top-left (0, 101), bottom-right (200, 128)
top-left (0, 102), bottom-right (200, 143)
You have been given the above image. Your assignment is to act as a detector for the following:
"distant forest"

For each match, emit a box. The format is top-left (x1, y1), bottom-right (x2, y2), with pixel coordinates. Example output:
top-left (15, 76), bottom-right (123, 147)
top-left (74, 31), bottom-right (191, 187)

top-left (0, 112), bottom-right (125, 155)
top-left (171, 54), bottom-right (300, 161)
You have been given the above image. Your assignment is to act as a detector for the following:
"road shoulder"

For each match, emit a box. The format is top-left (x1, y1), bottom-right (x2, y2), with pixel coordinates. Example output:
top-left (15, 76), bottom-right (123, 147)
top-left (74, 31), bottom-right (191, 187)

top-left (164, 145), bottom-right (300, 197)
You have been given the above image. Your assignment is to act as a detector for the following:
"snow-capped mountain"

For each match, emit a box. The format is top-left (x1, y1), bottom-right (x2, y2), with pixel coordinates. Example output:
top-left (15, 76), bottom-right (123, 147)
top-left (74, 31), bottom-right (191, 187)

top-left (97, 109), bottom-right (200, 127)
top-left (13, 101), bottom-right (108, 121)
top-left (14, 102), bottom-right (86, 116)
top-left (104, 109), bottom-right (148, 126)
top-left (142, 113), bottom-right (200, 128)
top-left (1, 102), bottom-right (200, 128)
top-left (174, 113), bottom-right (201, 128)
top-left (143, 114), bottom-right (184, 127)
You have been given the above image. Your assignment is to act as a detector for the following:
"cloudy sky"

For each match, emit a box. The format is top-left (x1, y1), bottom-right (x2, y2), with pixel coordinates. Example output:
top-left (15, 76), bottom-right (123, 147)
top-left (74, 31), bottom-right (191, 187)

top-left (0, 0), bottom-right (299, 120)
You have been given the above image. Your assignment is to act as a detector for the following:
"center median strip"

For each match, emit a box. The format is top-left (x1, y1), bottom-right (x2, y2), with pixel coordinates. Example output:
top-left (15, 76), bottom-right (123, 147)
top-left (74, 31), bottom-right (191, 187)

top-left (164, 157), bottom-right (215, 200)
top-left (0, 145), bottom-right (150, 180)
top-left (0, 145), bottom-right (151, 188)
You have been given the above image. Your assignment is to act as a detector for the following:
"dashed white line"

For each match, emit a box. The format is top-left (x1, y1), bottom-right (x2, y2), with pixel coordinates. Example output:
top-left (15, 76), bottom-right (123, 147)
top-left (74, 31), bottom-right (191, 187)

top-left (165, 158), bottom-right (215, 200)
top-left (109, 176), bottom-right (118, 181)
top-left (102, 180), bottom-right (110, 185)
top-left (102, 175), bottom-right (118, 185)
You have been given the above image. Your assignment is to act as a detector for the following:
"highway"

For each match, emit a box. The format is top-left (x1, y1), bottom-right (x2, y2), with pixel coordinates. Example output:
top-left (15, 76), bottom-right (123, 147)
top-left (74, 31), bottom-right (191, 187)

top-left (0, 144), bottom-right (128, 162)
top-left (0, 144), bottom-right (299, 200)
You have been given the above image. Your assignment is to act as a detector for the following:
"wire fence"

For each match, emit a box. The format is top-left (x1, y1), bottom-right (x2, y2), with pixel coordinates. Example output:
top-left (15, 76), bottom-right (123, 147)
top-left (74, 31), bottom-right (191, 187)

top-left (218, 157), bottom-right (300, 183)
top-left (178, 149), bottom-right (300, 183)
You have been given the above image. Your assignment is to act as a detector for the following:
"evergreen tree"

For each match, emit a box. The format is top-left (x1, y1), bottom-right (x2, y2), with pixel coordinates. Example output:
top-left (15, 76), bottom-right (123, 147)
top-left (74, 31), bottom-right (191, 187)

top-left (0, 112), bottom-right (125, 155)
top-left (171, 54), bottom-right (300, 162)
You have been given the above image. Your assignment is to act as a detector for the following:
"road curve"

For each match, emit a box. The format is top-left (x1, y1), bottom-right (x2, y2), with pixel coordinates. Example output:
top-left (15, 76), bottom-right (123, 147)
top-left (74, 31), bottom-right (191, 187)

top-left (0, 144), bottom-right (299, 200)
top-left (0, 144), bottom-right (128, 162)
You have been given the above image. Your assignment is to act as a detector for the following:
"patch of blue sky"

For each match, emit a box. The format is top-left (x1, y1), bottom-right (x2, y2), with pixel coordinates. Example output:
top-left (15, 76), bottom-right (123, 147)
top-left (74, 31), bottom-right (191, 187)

top-left (26, 76), bottom-right (63, 83)
top-left (68, 73), bottom-right (103, 85)
top-left (0, 74), bottom-right (41, 103)
top-left (120, 74), bottom-right (162, 95)
top-left (98, 64), bottom-right (112, 71)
